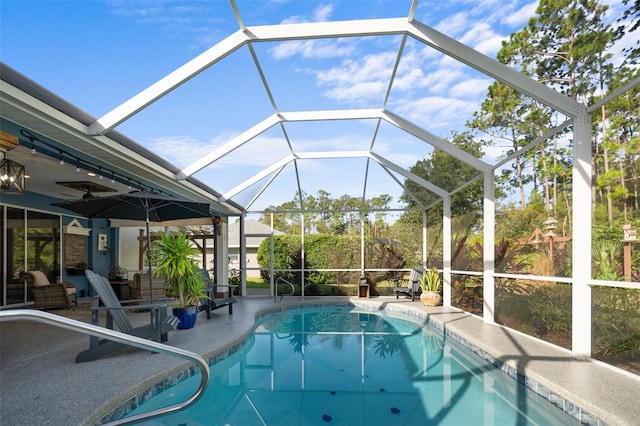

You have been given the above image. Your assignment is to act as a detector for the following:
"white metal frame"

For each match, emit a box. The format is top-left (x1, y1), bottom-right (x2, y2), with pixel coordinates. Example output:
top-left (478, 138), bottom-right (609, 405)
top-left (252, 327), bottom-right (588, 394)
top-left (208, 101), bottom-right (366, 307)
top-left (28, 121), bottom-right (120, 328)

top-left (74, 0), bottom-right (637, 361)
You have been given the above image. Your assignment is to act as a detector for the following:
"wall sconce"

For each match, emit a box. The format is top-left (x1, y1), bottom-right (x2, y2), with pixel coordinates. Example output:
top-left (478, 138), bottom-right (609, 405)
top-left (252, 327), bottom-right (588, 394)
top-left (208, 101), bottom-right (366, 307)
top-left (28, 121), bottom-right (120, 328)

top-left (212, 215), bottom-right (221, 235)
top-left (0, 131), bottom-right (26, 194)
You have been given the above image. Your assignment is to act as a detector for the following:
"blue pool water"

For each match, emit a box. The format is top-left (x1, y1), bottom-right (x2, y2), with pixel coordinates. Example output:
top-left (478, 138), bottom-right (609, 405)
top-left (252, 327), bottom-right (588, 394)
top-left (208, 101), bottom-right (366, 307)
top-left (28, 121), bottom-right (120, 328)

top-left (124, 306), bottom-right (580, 425)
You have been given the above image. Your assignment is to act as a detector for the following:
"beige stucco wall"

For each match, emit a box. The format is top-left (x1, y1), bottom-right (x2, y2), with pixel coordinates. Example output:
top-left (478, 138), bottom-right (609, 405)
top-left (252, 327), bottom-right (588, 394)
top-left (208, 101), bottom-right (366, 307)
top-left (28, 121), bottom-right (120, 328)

top-left (228, 247), bottom-right (261, 278)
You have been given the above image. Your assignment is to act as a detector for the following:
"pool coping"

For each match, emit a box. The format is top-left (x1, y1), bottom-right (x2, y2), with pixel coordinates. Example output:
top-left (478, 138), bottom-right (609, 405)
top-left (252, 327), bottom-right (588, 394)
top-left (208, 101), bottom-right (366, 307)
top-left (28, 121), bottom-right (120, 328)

top-left (95, 298), bottom-right (640, 425)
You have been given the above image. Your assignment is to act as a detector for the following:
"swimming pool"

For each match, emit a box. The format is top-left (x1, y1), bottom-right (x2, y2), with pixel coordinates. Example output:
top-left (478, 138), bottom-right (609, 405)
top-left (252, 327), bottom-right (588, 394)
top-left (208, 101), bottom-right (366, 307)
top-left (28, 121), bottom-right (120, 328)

top-left (120, 305), bottom-right (581, 425)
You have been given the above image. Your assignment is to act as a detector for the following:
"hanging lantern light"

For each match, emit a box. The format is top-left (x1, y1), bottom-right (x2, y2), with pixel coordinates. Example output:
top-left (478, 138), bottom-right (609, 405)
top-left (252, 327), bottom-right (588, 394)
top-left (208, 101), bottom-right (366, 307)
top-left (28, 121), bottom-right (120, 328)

top-left (0, 131), bottom-right (26, 194)
top-left (0, 153), bottom-right (26, 194)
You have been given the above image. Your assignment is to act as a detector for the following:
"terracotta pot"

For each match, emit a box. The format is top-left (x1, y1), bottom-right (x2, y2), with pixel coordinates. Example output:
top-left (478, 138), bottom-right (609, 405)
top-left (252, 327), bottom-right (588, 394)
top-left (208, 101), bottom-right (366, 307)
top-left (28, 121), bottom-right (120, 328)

top-left (420, 291), bottom-right (442, 306)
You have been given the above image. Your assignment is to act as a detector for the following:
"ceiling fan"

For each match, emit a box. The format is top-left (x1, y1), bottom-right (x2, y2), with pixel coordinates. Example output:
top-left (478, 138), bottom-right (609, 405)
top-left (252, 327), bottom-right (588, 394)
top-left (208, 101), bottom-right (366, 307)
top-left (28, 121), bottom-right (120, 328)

top-left (56, 180), bottom-right (116, 199)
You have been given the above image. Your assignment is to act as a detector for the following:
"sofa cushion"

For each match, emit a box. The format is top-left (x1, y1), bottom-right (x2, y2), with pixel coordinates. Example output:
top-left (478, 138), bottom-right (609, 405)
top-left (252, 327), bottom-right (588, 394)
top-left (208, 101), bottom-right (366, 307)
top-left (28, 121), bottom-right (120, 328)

top-left (29, 270), bottom-right (50, 287)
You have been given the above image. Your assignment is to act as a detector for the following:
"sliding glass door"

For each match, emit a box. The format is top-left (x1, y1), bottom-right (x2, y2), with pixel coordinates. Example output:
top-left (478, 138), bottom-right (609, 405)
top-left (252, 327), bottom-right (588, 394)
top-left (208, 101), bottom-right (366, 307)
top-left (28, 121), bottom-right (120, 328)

top-left (1, 206), bottom-right (60, 306)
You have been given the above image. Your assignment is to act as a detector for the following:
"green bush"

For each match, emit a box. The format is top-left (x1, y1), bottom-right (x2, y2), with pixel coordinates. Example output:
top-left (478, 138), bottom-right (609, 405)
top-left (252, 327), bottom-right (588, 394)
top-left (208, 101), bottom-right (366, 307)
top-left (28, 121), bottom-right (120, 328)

top-left (592, 287), bottom-right (640, 357)
top-left (529, 283), bottom-right (572, 333)
top-left (257, 234), bottom-right (363, 285)
top-left (498, 283), bottom-right (640, 360)
top-left (257, 235), bottom-right (300, 283)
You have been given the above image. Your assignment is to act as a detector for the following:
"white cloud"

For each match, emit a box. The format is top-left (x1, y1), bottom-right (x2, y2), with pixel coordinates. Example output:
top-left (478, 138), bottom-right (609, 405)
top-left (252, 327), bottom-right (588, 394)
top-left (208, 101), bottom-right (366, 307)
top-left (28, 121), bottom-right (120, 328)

top-left (212, 136), bottom-right (292, 169)
top-left (106, 1), bottom-right (166, 19)
top-left (270, 39), bottom-right (356, 59)
top-left (147, 135), bottom-right (211, 168)
top-left (390, 68), bottom-right (427, 92)
top-left (314, 51), bottom-right (398, 104)
top-left (503, 1), bottom-right (538, 28)
top-left (313, 4), bottom-right (334, 21)
top-left (280, 2), bottom-right (334, 24)
top-left (305, 38), bottom-right (489, 117)
top-left (481, 139), bottom-right (512, 164)
top-left (324, 81), bottom-right (388, 104)
top-left (373, 142), bottom-right (425, 169)
top-left (459, 22), bottom-right (508, 56)
top-left (430, 1), bottom-right (537, 59)
top-left (435, 11), bottom-right (472, 38)
top-left (394, 96), bottom-right (479, 131)
top-left (420, 67), bottom-right (467, 94)
top-left (473, 34), bottom-right (507, 57)
top-left (148, 133), bottom-right (289, 170)
top-left (293, 133), bottom-right (373, 151)
top-left (105, 1), bottom-right (227, 50)
top-left (450, 78), bottom-right (492, 99)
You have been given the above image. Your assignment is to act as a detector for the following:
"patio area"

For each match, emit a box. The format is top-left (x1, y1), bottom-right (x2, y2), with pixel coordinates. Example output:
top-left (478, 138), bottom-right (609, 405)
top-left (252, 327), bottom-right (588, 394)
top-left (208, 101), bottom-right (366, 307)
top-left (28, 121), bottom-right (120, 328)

top-left (1, 295), bottom-right (639, 426)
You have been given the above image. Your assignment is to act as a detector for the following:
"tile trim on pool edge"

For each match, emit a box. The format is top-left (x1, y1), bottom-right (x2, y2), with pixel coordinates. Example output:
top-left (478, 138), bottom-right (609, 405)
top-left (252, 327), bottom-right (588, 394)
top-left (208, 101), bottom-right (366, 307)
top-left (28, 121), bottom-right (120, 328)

top-left (97, 334), bottom-right (255, 424)
top-left (379, 303), bottom-right (605, 426)
top-left (440, 327), bottom-right (604, 426)
top-left (100, 300), bottom-right (604, 426)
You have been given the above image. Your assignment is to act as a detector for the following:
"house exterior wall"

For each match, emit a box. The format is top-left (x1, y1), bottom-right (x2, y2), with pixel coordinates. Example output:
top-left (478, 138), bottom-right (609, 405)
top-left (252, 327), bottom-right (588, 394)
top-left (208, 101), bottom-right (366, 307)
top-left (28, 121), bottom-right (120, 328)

top-left (228, 247), bottom-right (261, 278)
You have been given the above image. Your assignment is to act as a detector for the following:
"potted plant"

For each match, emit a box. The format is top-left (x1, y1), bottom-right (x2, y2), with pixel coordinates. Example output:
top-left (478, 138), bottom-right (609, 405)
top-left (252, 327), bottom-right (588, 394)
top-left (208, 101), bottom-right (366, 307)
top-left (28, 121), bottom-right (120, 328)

top-left (152, 232), bottom-right (208, 329)
top-left (419, 267), bottom-right (442, 306)
top-left (67, 261), bottom-right (89, 275)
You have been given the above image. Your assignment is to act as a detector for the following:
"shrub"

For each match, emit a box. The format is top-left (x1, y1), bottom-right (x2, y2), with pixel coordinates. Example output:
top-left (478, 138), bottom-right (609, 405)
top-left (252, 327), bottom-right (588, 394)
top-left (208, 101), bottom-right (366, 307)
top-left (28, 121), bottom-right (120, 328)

top-left (592, 287), bottom-right (640, 357)
top-left (528, 283), bottom-right (572, 334)
top-left (257, 235), bottom-right (299, 283)
top-left (257, 234), bottom-right (362, 285)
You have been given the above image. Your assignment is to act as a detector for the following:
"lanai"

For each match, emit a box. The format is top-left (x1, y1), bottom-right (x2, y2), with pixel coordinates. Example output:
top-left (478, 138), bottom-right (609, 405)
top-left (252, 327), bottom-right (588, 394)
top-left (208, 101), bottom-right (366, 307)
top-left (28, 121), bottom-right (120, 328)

top-left (1, 0), bottom-right (638, 364)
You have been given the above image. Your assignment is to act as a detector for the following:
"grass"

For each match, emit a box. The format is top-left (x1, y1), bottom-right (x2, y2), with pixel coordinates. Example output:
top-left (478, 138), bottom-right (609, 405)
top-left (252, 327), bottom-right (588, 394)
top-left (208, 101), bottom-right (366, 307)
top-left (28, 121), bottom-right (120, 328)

top-left (246, 278), bottom-right (269, 289)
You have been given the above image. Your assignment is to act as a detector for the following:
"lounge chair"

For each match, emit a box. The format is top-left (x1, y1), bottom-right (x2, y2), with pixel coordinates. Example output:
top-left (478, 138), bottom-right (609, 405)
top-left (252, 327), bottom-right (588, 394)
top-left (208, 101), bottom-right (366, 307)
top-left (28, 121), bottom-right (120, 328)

top-left (24, 270), bottom-right (77, 309)
top-left (129, 272), bottom-right (167, 300)
top-left (75, 270), bottom-right (179, 363)
top-left (196, 268), bottom-right (237, 318)
top-left (393, 266), bottom-right (425, 301)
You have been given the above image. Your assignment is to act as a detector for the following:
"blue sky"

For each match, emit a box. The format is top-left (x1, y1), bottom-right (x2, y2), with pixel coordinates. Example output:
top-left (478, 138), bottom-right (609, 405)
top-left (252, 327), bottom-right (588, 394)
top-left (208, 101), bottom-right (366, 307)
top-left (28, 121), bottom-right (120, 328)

top-left (0, 0), bottom-right (631, 214)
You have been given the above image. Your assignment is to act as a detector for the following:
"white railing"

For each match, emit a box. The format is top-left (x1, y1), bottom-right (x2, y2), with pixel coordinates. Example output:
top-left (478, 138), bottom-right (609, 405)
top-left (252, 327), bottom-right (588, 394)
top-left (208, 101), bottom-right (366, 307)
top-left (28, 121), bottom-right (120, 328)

top-left (275, 277), bottom-right (295, 302)
top-left (0, 309), bottom-right (210, 425)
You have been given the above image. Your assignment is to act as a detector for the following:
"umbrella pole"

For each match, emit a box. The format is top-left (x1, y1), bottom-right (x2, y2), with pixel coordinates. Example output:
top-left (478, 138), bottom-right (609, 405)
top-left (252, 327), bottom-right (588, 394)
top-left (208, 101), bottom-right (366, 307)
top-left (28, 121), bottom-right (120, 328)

top-left (145, 209), bottom-right (154, 302)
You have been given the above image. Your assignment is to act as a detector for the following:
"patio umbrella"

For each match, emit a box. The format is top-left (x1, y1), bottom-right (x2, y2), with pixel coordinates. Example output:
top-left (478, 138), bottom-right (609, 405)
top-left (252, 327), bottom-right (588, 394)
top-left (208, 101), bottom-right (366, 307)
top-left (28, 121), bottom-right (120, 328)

top-left (52, 190), bottom-right (212, 300)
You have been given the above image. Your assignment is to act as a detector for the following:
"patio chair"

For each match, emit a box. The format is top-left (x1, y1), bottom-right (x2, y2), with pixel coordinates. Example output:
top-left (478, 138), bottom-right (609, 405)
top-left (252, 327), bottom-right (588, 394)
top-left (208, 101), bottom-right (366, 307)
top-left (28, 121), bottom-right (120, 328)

top-left (75, 269), bottom-right (179, 363)
top-left (196, 268), bottom-right (237, 318)
top-left (24, 270), bottom-right (77, 309)
top-left (393, 266), bottom-right (425, 301)
top-left (130, 272), bottom-right (167, 300)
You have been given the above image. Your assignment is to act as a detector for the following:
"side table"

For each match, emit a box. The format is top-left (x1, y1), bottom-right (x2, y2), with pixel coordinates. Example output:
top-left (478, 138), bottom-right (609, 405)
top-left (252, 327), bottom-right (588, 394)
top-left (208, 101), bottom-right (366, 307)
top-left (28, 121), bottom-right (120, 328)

top-left (109, 279), bottom-right (132, 300)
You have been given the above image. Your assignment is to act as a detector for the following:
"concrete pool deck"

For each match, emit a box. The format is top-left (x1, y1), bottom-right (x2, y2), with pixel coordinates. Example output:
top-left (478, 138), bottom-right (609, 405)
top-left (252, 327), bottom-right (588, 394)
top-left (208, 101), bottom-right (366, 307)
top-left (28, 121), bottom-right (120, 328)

top-left (1, 296), bottom-right (639, 425)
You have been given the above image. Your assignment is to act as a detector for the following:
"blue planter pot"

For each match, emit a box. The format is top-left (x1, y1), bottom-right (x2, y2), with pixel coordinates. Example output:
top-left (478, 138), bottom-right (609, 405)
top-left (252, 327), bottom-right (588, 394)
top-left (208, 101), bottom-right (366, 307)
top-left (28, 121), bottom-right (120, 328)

top-left (173, 306), bottom-right (198, 329)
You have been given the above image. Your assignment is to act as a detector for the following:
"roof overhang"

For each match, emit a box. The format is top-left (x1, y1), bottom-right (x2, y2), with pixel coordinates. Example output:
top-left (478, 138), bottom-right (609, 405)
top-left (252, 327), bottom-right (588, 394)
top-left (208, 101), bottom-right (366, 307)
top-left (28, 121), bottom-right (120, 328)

top-left (0, 63), bottom-right (243, 216)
